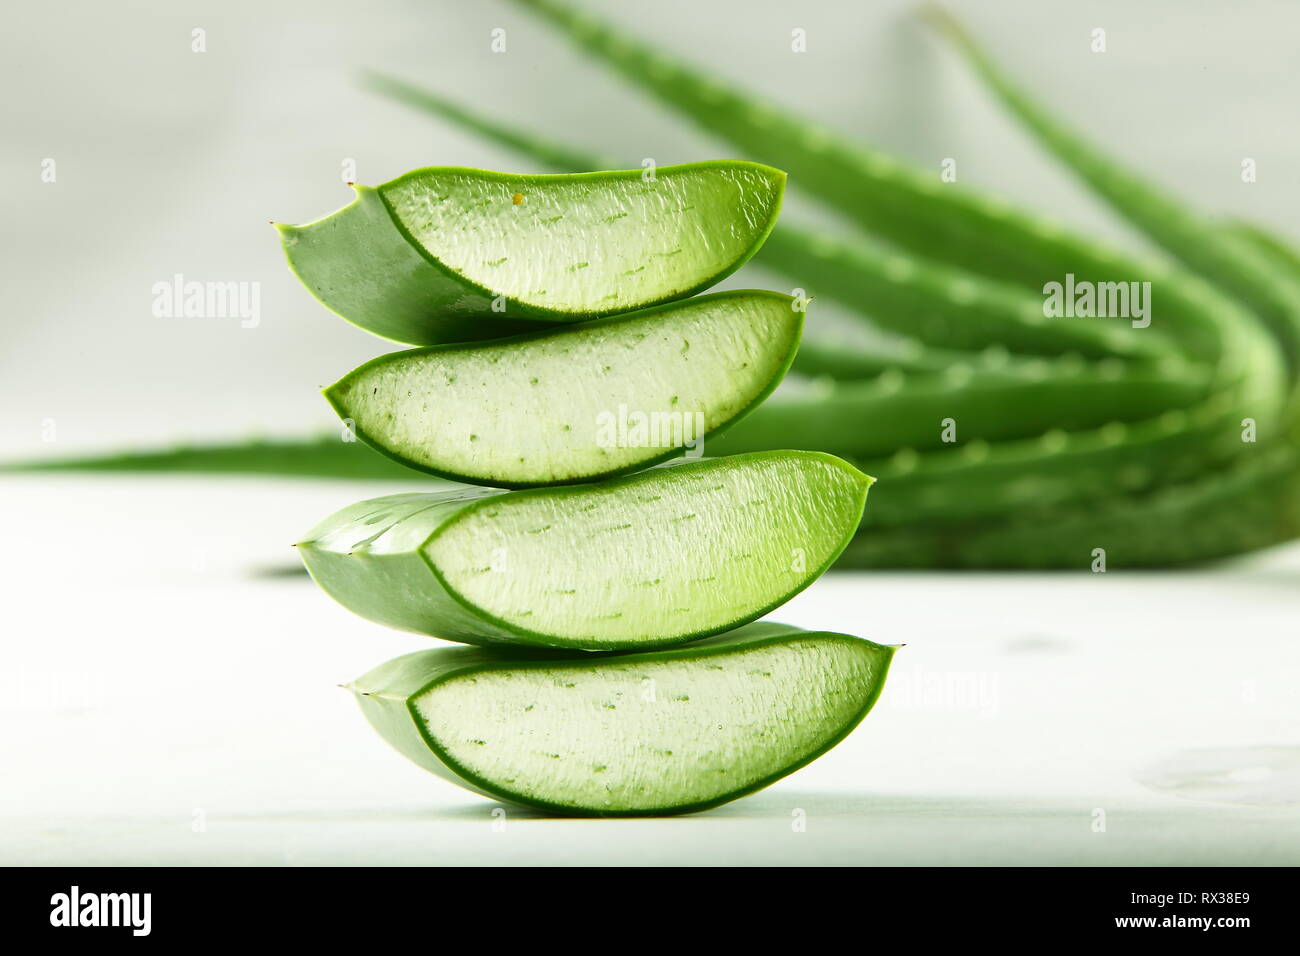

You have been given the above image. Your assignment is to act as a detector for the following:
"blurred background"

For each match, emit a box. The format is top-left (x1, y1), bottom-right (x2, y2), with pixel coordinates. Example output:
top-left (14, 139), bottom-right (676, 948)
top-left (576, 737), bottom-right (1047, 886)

top-left (5, 0), bottom-right (1298, 456)
top-left (3, 0), bottom-right (1299, 865)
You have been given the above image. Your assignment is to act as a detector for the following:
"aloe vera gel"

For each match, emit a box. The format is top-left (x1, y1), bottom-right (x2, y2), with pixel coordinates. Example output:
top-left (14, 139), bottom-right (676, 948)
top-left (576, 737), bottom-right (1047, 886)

top-left (286, 162), bottom-right (893, 815)
top-left (299, 452), bottom-right (870, 650)
top-left (325, 291), bottom-right (802, 485)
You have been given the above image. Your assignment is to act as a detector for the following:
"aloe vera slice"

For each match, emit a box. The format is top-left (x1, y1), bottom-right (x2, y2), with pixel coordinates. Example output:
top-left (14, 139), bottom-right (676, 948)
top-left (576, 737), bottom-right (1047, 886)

top-left (279, 161), bottom-right (785, 344)
top-left (349, 622), bottom-right (896, 816)
top-left (297, 451), bottom-right (870, 650)
top-left (325, 290), bottom-right (801, 486)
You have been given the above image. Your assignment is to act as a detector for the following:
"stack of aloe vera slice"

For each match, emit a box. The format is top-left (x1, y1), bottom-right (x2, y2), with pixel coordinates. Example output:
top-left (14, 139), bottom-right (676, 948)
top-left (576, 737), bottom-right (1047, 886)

top-left (284, 162), bottom-right (895, 815)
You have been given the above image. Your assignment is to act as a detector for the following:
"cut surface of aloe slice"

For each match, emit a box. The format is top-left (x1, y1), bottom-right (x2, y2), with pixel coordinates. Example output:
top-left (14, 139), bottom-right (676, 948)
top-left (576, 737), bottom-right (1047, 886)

top-left (279, 161), bottom-right (785, 344)
top-left (298, 451), bottom-right (871, 650)
top-left (325, 290), bottom-right (802, 486)
top-left (350, 622), bottom-right (896, 816)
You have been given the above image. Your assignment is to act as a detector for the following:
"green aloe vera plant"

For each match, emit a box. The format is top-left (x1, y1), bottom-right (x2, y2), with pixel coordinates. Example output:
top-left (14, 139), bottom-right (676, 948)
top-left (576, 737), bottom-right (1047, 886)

top-left (298, 451), bottom-right (870, 650)
top-left (349, 622), bottom-right (896, 816)
top-left (325, 290), bottom-right (803, 486)
top-left (278, 161), bottom-right (784, 344)
top-left (14, 6), bottom-right (1296, 570)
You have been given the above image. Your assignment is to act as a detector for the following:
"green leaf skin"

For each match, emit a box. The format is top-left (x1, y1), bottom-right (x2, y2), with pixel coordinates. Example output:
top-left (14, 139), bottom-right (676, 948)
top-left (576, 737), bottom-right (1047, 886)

top-left (793, 336), bottom-right (997, 379)
top-left (1225, 222), bottom-right (1300, 281)
top-left (279, 162), bottom-right (786, 344)
top-left (758, 224), bottom-right (1177, 363)
top-left (741, 268), bottom-right (1287, 523)
top-left (348, 622), bottom-right (896, 817)
top-left (277, 186), bottom-right (546, 346)
top-left (712, 359), bottom-right (1213, 459)
top-left (297, 451), bottom-right (871, 651)
top-left (855, 398), bottom-right (1246, 525)
top-left (842, 444), bottom-right (1300, 569)
top-left (722, 262), bottom-right (1284, 525)
top-left (0, 435), bottom-right (430, 482)
top-left (325, 290), bottom-right (802, 487)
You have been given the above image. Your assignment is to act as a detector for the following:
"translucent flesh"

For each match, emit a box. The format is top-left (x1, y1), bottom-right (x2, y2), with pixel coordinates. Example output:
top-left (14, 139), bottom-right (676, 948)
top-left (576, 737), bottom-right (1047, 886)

top-left (424, 454), bottom-right (868, 645)
top-left (416, 636), bottom-right (878, 811)
top-left (381, 164), bottom-right (782, 314)
top-left (330, 293), bottom-right (799, 483)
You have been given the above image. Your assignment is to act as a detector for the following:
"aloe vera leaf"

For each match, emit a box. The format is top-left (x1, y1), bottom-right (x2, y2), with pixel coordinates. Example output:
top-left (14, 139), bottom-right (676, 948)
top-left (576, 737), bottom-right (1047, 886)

top-left (297, 451), bottom-right (871, 651)
top-left (711, 358), bottom-right (1213, 459)
top-left (765, 226), bottom-right (1247, 369)
top-left (758, 224), bottom-right (1180, 362)
top-left (1222, 221), bottom-right (1300, 282)
top-left (791, 337), bottom-right (983, 379)
top-left (0, 436), bottom-right (427, 481)
top-left (791, 335), bottom-right (1139, 382)
top-left (842, 443), bottom-right (1300, 569)
top-left (882, 296), bottom-right (1288, 522)
top-left (348, 622), bottom-right (896, 816)
top-left (280, 161), bottom-right (785, 344)
top-left (856, 303), bottom-right (1283, 526)
top-left (326, 290), bottom-right (802, 487)
top-left (773, 309), bottom-right (1276, 525)
top-left (930, 9), bottom-right (1300, 374)
top-left (790, 335), bottom-right (1054, 379)
top-left (724, 245), bottom-right (1286, 521)
top-left (856, 400), bottom-right (1245, 525)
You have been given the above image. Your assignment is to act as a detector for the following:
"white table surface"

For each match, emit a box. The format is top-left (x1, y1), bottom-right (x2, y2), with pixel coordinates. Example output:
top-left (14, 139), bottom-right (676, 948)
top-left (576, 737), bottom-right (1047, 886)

top-left (2, 473), bottom-right (1297, 866)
